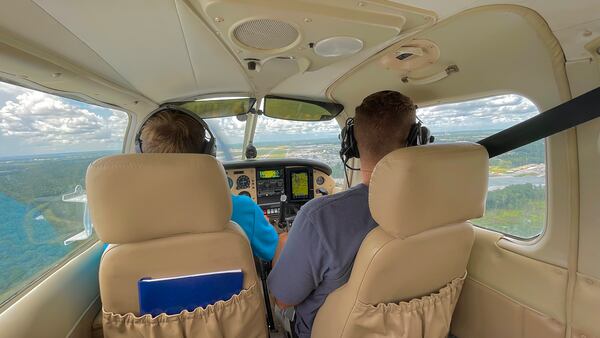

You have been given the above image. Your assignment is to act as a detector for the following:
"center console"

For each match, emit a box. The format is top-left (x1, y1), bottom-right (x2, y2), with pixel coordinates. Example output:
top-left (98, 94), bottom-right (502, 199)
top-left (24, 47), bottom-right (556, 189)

top-left (224, 158), bottom-right (335, 228)
top-left (256, 167), bottom-right (313, 224)
top-left (256, 168), bottom-right (285, 205)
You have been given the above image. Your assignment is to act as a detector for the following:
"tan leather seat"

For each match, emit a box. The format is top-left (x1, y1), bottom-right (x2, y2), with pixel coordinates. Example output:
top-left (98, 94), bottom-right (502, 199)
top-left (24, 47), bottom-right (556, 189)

top-left (312, 143), bottom-right (488, 338)
top-left (86, 154), bottom-right (267, 337)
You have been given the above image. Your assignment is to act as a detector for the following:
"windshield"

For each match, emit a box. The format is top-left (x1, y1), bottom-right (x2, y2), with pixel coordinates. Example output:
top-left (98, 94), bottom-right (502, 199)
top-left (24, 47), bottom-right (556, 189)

top-left (204, 116), bottom-right (246, 161)
top-left (253, 114), bottom-right (344, 185)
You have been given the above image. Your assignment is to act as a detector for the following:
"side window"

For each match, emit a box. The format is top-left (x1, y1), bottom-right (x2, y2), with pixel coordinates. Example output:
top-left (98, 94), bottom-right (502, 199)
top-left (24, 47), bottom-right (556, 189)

top-left (419, 94), bottom-right (546, 238)
top-left (0, 82), bottom-right (128, 305)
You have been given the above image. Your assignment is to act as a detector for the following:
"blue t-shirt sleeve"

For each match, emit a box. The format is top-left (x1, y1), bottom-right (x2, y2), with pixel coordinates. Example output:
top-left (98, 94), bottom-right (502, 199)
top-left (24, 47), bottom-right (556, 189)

top-left (231, 195), bottom-right (278, 261)
top-left (267, 209), bottom-right (326, 305)
top-left (250, 203), bottom-right (279, 261)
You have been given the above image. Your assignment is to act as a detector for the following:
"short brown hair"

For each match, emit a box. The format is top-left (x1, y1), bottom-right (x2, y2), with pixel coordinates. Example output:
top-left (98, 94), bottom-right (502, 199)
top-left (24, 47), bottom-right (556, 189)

top-left (140, 110), bottom-right (206, 153)
top-left (354, 90), bottom-right (416, 162)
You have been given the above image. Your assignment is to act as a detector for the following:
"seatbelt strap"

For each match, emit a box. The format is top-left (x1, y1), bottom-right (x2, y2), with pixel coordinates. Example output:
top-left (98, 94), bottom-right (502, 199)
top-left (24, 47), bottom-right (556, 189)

top-left (478, 86), bottom-right (600, 158)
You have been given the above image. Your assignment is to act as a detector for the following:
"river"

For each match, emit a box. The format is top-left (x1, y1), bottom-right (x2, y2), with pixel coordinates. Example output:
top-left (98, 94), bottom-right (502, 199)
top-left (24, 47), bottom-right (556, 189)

top-left (0, 192), bottom-right (73, 301)
top-left (488, 175), bottom-right (545, 191)
top-left (0, 171), bottom-right (545, 302)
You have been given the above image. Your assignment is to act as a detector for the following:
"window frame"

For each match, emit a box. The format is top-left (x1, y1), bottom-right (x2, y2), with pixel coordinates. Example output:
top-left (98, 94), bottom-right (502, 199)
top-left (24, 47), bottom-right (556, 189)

top-left (0, 237), bottom-right (99, 312)
top-left (0, 81), bottom-right (131, 310)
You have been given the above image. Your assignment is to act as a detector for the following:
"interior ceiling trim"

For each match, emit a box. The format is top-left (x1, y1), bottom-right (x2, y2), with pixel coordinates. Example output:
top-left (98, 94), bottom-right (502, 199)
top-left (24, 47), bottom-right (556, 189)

top-left (29, 0), bottom-right (191, 104)
top-left (326, 4), bottom-right (570, 108)
top-left (174, 0), bottom-right (201, 89)
top-left (31, 0), bottom-right (251, 104)
top-left (0, 30), bottom-right (155, 109)
top-left (1, 0), bottom-right (138, 91)
top-left (29, 0), bottom-right (145, 100)
top-left (178, 0), bottom-right (255, 96)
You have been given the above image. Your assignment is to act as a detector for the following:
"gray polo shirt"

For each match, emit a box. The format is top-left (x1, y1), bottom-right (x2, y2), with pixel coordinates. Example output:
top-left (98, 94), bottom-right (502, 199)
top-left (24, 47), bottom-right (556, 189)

top-left (267, 184), bottom-right (378, 337)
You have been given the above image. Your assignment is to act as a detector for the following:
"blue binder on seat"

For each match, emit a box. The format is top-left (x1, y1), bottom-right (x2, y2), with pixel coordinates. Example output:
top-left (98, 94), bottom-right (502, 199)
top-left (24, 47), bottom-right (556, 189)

top-left (138, 269), bottom-right (243, 317)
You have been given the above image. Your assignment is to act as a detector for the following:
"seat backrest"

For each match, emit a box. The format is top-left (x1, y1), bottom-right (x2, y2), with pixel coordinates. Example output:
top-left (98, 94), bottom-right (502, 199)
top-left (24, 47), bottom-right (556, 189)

top-left (86, 154), bottom-right (262, 316)
top-left (312, 143), bottom-right (488, 338)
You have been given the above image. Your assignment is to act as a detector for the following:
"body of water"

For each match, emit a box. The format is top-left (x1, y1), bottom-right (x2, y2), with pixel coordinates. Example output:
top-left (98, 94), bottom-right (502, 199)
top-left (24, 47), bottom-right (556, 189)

top-left (0, 192), bottom-right (72, 301)
top-left (488, 175), bottom-right (545, 191)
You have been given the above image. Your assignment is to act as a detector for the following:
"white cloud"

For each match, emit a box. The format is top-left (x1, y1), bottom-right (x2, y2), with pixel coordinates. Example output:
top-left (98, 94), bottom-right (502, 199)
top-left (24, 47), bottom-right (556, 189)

top-left (206, 115), bottom-right (340, 144)
top-left (255, 117), bottom-right (339, 136)
top-left (0, 83), bottom-right (128, 153)
top-left (418, 94), bottom-right (538, 131)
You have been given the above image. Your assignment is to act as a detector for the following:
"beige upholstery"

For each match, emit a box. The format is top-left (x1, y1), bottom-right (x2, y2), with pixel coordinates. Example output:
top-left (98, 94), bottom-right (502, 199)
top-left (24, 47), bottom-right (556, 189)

top-left (312, 143), bottom-right (488, 338)
top-left (86, 154), bottom-right (232, 244)
top-left (451, 277), bottom-right (566, 338)
top-left (86, 154), bottom-right (266, 336)
top-left (102, 284), bottom-right (266, 338)
top-left (370, 143), bottom-right (488, 239)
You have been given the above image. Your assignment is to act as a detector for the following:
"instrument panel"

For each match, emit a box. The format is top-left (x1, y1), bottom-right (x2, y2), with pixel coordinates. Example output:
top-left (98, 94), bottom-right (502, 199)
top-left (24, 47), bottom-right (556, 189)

top-left (224, 159), bottom-right (336, 225)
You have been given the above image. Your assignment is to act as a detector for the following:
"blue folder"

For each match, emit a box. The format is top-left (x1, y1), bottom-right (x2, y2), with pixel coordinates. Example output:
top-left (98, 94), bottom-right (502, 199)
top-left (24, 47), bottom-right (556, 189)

top-left (138, 269), bottom-right (243, 317)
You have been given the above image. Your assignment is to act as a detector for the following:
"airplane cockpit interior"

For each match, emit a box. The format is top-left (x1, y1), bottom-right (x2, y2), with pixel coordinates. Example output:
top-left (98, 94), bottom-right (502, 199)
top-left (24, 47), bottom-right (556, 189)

top-left (1, 1), bottom-right (600, 338)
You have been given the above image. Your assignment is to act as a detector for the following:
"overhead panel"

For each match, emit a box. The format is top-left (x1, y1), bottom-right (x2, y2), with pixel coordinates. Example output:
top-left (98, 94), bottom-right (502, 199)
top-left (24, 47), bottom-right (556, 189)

top-left (391, 0), bottom-right (600, 61)
top-left (186, 0), bottom-right (435, 96)
top-left (194, 0), bottom-right (435, 71)
top-left (32, 0), bottom-right (250, 103)
top-left (330, 6), bottom-right (568, 115)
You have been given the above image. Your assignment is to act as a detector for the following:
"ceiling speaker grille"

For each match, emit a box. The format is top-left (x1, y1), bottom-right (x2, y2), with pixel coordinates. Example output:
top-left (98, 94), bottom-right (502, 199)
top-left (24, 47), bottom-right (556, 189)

top-left (233, 19), bottom-right (299, 50)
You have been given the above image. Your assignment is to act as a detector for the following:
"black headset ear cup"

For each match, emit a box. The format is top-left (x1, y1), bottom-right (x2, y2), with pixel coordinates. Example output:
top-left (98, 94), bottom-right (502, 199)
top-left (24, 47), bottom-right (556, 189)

top-left (207, 140), bottom-right (216, 157)
top-left (340, 118), bottom-right (360, 159)
top-left (419, 126), bottom-right (431, 145)
top-left (406, 123), bottom-right (420, 147)
top-left (347, 123), bottom-right (359, 158)
top-left (340, 118), bottom-right (359, 160)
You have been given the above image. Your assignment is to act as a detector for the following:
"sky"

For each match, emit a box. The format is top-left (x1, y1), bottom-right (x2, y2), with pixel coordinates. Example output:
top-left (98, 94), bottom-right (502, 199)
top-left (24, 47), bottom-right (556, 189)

top-left (0, 82), bottom-right (127, 157)
top-left (0, 80), bottom-right (539, 157)
top-left (418, 94), bottom-right (539, 132)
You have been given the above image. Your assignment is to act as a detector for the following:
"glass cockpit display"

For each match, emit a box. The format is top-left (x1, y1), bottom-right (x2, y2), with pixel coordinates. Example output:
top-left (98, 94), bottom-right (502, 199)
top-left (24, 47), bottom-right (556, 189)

top-left (258, 169), bottom-right (282, 179)
top-left (256, 168), bottom-right (285, 203)
top-left (255, 167), bottom-right (314, 204)
top-left (286, 167), bottom-right (314, 202)
top-left (291, 172), bottom-right (309, 200)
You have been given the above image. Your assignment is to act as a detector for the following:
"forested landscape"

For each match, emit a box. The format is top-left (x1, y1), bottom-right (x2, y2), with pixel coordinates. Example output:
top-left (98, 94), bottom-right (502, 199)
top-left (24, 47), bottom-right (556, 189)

top-left (0, 151), bottom-right (112, 232)
top-left (0, 130), bottom-right (545, 303)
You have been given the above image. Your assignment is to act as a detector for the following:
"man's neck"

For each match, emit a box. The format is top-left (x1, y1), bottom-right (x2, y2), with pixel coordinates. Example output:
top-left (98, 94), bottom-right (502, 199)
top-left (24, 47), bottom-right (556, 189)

top-left (360, 163), bottom-right (374, 186)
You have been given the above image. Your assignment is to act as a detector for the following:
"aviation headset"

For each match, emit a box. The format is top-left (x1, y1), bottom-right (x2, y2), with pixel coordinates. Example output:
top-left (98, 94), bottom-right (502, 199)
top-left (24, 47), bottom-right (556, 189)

top-left (339, 114), bottom-right (434, 170)
top-left (135, 105), bottom-right (217, 156)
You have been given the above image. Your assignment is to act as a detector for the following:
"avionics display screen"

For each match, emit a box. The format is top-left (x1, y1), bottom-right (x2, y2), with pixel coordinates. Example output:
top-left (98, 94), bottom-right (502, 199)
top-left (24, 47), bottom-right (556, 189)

top-left (258, 169), bottom-right (283, 179)
top-left (291, 172), bottom-right (309, 200)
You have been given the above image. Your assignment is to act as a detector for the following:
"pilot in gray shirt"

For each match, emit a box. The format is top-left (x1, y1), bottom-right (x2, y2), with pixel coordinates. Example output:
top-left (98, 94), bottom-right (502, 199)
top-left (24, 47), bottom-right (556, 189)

top-left (268, 184), bottom-right (377, 337)
top-left (267, 90), bottom-right (420, 337)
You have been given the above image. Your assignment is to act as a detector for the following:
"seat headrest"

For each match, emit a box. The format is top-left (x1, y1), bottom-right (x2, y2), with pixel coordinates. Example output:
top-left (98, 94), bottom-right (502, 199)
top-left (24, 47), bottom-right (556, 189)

top-left (369, 143), bottom-right (488, 239)
top-left (86, 154), bottom-right (232, 244)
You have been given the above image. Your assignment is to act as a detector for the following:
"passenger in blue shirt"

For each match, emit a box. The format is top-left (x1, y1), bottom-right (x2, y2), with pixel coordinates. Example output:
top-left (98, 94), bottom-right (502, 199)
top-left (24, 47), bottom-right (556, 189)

top-left (230, 194), bottom-right (279, 261)
top-left (268, 91), bottom-right (419, 337)
top-left (135, 106), bottom-right (281, 261)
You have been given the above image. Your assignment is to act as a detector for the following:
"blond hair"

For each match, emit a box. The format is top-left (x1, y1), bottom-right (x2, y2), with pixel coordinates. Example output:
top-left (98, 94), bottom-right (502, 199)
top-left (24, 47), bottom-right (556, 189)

top-left (140, 110), bottom-right (207, 153)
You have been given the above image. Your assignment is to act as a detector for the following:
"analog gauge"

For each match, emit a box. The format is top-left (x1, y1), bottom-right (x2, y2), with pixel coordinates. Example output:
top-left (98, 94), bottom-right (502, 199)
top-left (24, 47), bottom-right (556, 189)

top-left (239, 191), bottom-right (251, 198)
top-left (316, 176), bottom-right (325, 185)
top-left (236, 175), bottom-right (251, 190)
top-left (227, 177), bottom-right (233, 189)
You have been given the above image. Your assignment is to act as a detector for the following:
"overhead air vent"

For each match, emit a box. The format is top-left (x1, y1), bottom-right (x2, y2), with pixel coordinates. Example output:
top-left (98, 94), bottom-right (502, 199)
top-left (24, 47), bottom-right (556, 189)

top-left (379, 39), bottom-right (440, 72)
top-left (233, 19), bottom-right (299, 51)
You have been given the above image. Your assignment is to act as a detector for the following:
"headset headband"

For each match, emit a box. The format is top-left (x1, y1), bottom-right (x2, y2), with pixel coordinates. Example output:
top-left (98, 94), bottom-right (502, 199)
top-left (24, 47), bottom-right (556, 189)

top-left (135, 105), bottom-right (216, 156)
